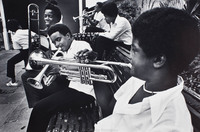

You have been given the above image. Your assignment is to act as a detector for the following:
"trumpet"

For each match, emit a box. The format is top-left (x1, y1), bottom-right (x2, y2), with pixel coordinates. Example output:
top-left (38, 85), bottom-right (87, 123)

top-left (27, 50), bottom-right (132, 89)
top-left (27, 48), bottom-right (64, 89)
top-left (73, 10), bottom-right (95, 22)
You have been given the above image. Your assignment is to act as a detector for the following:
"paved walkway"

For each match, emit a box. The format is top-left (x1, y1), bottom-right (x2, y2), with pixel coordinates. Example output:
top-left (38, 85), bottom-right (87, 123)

top-left (0, 49), bottom-right (31, 132)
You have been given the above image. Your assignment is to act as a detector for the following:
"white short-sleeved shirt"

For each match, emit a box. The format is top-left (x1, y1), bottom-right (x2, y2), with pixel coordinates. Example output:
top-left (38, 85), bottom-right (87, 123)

top-left (95, 76), bottom-right (193, 132)
top-left (12, 29), bottom-right (36, 50)
top-left (63, 40), bottom-right (95, 98)
top-left (11, 29), bottom-right (57, 50)
top-left (99, 15), bottom-right (133, 45)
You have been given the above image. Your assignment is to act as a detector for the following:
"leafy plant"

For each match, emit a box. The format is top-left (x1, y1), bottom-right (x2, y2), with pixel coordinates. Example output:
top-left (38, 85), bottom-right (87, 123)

top-left (115, 0), bottom-right (140, 25)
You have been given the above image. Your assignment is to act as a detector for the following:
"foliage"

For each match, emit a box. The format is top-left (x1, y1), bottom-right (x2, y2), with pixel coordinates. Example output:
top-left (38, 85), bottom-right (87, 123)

top-left (137, 0), bottom-right (186, 14)
top-left (114, 0), bottom-right (200, 93)
top-left (115, 0), bottom-right (140, 25)
top-left (181, 54), bottom-right (200, 93)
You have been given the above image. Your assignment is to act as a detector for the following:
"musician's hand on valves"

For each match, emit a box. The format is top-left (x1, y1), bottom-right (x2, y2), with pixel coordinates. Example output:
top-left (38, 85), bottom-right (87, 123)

top-left (76, 49), bottom-right (98, 63)
top-left (82, 14), bottom-right (90, 19)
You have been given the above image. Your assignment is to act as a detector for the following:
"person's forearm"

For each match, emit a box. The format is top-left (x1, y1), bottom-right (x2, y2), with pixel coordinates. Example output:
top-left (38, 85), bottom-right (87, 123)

top-left (87, 18), bottom-right (98, 26)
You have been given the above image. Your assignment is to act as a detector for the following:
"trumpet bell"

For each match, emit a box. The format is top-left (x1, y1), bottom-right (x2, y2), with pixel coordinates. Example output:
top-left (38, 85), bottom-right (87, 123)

top-left (27, 78), bottom-right (43, 89)
top-left (27, 48), bottom-right (64, 89)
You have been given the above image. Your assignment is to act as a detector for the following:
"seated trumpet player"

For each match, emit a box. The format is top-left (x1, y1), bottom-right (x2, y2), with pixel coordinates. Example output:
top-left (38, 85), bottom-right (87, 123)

top-left (25, 24), bottom-right (96, 132)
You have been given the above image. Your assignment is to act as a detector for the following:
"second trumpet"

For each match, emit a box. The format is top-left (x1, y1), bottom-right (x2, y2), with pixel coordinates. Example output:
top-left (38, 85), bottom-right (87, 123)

top-left (73, 10), bottom-right (95, 22)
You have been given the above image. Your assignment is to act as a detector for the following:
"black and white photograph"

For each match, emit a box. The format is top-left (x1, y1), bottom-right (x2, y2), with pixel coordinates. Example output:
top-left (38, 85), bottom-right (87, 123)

top-left (0, 0), bottom-right (199, 132)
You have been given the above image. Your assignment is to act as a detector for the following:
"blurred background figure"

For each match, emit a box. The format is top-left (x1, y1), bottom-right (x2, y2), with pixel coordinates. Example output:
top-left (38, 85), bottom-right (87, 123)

top-left (84, 2), bottom-right (110, 33)
top-left (93, 2), bottom-right (132, 60)
top-left (6, 19), bottom-right (36, 87)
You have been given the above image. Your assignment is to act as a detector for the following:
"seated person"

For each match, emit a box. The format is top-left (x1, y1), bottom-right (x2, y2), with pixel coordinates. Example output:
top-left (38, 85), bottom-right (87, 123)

top-left (79, 7), bottom-right (200, 132)
top-left (84, 2), bottom-right (110, 32)
top-left (93, 2), bottom-right (133, 60)
top-left (93, 7), bottom-right (200, 132)
top-left (25, 24), bottom-right (95, 132)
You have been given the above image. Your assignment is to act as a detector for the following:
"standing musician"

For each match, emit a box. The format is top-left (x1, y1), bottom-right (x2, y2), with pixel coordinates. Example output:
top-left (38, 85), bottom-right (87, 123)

top-left (26, 24), bottom-right (95, 132)
top-left (83, 2), bottom-right (110, 32)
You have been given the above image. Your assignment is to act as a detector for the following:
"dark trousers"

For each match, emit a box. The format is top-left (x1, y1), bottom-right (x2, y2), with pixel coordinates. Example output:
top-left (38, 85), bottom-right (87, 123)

top-left (7, 49), bottom-right (29, 79)
top-left (94, 36), bottom-right (131, 60)
top-left (85, 26), bottom-right (105, 33)
top-left (21, 70), bottom-right (70, 108)
top-left (21, 71), bottom-right (95, 132)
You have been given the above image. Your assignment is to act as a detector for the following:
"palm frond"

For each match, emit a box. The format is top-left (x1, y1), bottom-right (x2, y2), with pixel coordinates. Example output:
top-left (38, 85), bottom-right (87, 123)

top-left (190, 1), bottom-right (200, 15)
top-left (139, 0), bottom-right (186, 14)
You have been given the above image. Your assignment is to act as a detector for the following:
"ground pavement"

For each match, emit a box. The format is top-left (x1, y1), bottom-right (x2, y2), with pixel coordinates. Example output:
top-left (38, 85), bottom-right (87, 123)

top-left (0, 49), bottom-right (32, 132)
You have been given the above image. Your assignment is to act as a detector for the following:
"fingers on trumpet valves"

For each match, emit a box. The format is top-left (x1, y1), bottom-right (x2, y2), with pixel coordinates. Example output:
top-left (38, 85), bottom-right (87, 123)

top-left (75, 50), bottom-right (98, 63)
top-left (75, 49), bottom-right (91, 63)
top-left (83, 14), bottom-right (89, 19)
top-left (77, 56), bottom-right (90, 63)
top-left (76, 49), bottom-right (90, 56)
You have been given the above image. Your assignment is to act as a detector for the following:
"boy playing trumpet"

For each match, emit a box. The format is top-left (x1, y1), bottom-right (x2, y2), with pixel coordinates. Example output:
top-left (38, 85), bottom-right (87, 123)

top-left (26, 24), bottom-right (95, 132)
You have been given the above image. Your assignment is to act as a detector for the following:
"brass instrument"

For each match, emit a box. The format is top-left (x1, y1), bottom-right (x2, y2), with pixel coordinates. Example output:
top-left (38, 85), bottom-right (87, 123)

top-left (28, 3), bottom-right (40, 53)
top-left (73, 10), bottom-right (95, 22)
top-left (27, 50), bottom-right (132, 89)
top-left (27, 48), bottom-right (64, 89)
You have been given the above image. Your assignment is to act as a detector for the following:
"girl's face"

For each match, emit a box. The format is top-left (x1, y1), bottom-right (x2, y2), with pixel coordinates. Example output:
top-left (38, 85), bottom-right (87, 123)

top-left (44, 9), bottom-right (58, 27)
top-left (129, 39), bottom-right (153, 81)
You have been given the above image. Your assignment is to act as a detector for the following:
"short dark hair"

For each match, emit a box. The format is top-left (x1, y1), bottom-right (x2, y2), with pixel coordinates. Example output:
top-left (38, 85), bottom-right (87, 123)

top-left (132, 7), bottom-right (200, 74)
top-left (48, 24), bottom-right (72, 37)
top-left (45, 1), bottom-right (61, 23)
top-left (7, 19), bottom-right (21, 32)
top-left (96, 2), bottom-right (103, 8)
top-left (101, 2), bottom-right (118, 17)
